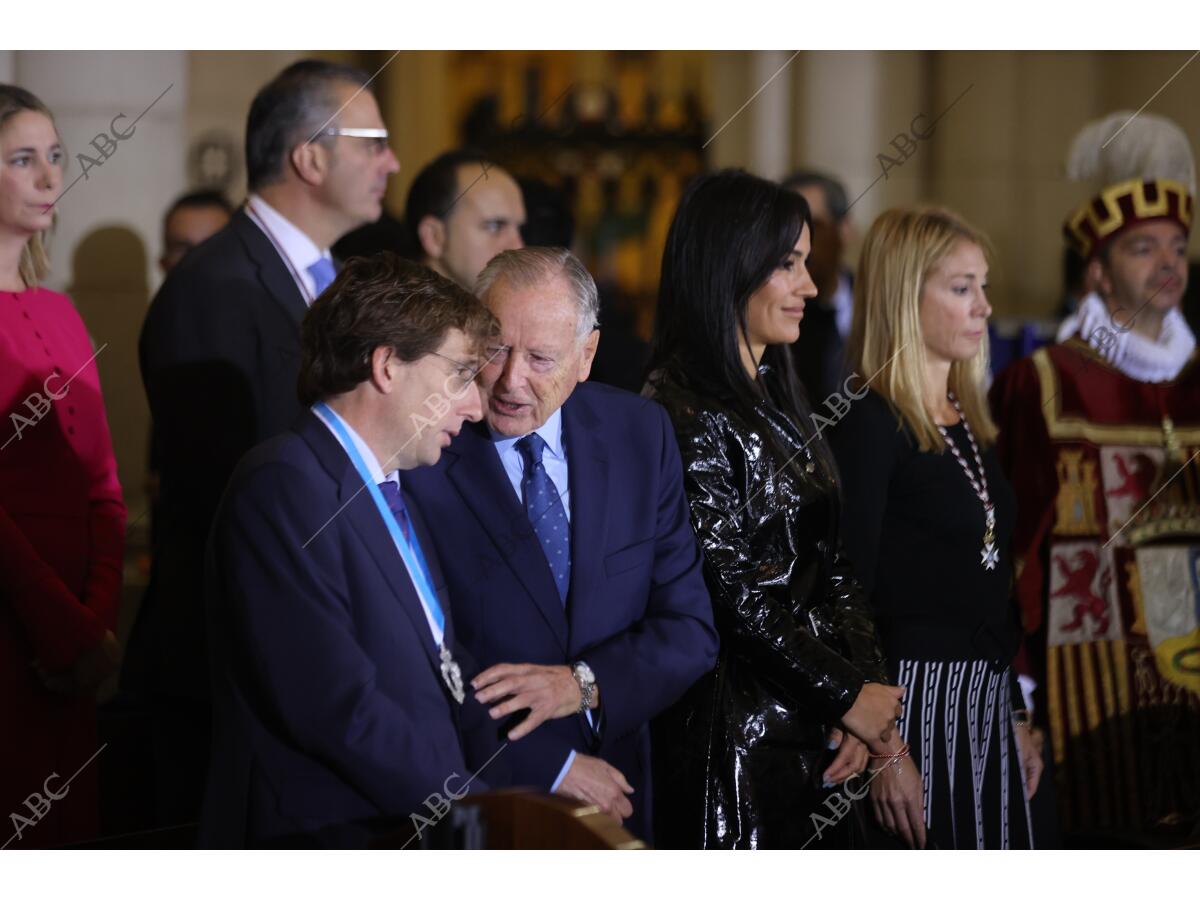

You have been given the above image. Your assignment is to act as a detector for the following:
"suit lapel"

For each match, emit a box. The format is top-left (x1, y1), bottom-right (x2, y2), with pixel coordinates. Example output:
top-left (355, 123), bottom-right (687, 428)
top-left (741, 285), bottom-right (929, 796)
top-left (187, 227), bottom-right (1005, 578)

top-left (232, 208), bottom-right (308, 331)
top-left (444, 422), bottom-right (568, 651)
top-left (562, 390), bottom-right (609, 643)
top-left (295, 412), bottom-right (445, 680)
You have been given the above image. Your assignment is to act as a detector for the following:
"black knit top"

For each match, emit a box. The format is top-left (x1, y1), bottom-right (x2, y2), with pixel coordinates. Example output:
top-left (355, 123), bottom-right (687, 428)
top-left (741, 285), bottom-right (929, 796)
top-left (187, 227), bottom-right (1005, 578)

top-left (829, 389), bottom-right (1022, 673)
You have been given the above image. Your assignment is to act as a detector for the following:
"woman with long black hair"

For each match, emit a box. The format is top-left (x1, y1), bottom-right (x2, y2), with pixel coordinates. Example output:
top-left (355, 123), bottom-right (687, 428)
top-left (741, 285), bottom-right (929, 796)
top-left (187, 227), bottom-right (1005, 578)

top-left (645, 169), bottom-right (924, 849)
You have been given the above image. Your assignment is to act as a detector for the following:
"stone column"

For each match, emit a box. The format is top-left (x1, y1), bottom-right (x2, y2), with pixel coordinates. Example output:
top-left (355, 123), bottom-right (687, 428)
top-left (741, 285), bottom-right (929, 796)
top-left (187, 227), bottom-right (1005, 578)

top-left (793, 51), bottom-right (927, 251)
top-left (747, 50), bottom-right (795, 182)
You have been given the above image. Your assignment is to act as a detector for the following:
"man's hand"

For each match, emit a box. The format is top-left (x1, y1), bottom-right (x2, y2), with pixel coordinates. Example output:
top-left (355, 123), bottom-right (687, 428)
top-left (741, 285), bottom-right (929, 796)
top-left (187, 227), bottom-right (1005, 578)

top-left (473, 663), bottom-right (581, 740)
top-left (841, 682), bottom-right (906, 748)
top-left (555, 753), bottom-right (634, 824)
top-left (822, 727), bottom-right (868, 786)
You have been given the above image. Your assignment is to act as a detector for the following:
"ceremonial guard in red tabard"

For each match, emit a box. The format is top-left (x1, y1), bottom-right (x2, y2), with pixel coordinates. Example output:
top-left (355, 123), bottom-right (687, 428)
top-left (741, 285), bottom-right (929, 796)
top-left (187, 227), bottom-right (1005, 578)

top-left (991, 112), bottom-right (1200, 846)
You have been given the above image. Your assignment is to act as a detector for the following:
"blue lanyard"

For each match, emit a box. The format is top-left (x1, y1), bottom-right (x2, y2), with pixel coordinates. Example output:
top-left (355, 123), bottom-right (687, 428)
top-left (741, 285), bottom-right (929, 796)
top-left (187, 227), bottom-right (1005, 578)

top-left (314, 402), bottom-right (445, 642)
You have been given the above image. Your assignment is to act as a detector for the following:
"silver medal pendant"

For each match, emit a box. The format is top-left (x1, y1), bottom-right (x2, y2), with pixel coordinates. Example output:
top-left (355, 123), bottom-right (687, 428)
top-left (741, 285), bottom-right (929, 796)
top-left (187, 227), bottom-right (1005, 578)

top-left (440, 644), bottom-right (465, 705)
top-left (981, 542), bottom-right (999, 571)
top-left (982, 505), bottom-right (998, 570)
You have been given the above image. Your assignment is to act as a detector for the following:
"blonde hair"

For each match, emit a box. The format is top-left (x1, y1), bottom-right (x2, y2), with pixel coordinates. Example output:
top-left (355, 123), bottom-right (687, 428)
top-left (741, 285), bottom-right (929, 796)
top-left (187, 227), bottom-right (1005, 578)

top-left (847, 207), bottom-right (997, 453)
top-left (1, 84), bottom-right (57, 286)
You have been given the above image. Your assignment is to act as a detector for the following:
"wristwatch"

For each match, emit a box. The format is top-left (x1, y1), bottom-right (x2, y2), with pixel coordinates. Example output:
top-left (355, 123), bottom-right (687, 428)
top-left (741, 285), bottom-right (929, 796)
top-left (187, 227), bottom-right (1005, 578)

top-left (572, 661), bottom-right (596, 714)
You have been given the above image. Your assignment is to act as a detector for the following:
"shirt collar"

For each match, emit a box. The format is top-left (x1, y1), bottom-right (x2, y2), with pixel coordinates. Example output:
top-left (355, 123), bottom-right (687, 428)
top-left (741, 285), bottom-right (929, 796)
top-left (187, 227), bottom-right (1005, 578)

top-left (247, 193), bottom-right (330, 274)
top-left (489, 406), bottom-right (565, 461)
top-left (311, 403), bottom-right (399, 486)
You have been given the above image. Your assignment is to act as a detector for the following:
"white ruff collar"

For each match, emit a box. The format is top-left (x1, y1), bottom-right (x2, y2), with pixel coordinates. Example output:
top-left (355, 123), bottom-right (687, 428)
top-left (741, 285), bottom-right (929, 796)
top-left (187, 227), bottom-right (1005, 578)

top-left (1056, 292), bottom-right (1195, 383)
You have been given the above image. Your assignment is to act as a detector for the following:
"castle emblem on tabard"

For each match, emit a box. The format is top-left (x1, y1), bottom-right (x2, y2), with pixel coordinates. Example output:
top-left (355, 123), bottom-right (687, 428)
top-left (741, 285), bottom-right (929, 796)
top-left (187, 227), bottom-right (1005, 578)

top-left (1054, 449), bottom-right (1101, 536)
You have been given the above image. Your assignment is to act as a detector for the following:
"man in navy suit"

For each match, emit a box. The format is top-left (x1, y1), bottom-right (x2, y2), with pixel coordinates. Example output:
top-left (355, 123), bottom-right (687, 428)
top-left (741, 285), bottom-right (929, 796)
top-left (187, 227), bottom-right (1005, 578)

top-left (200, 254), bottom-right (500, 848)
top-left (404, 247), bottom-right (718, 840)
top-left (129, 59), bottom-right (401, 827)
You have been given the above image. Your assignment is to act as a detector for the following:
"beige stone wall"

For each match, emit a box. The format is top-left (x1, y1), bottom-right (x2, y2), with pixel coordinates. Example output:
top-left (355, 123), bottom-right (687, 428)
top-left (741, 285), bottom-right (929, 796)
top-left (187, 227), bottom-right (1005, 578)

top-left (792, 51), bottom-right (929, 232)
top-left (928, 50), bottom-right (1197, 321)
top-left (185, 50), bottom-right (307, 207)
top-left (377, 51), bottom-right (455, 218)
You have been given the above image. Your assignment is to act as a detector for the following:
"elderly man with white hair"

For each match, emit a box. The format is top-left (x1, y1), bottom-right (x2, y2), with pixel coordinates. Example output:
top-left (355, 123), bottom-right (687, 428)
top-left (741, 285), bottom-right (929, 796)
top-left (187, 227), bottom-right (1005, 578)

top-left (404, 247), bottom-right (718, 841)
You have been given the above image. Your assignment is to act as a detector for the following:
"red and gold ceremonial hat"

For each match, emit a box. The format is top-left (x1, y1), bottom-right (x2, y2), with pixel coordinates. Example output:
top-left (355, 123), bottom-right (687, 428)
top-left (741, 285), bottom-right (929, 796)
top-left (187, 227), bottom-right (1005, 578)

top-left (1064, 177), bottom-right (1193, 260)
top-left (1063, 112), bottom-right (1196, 260)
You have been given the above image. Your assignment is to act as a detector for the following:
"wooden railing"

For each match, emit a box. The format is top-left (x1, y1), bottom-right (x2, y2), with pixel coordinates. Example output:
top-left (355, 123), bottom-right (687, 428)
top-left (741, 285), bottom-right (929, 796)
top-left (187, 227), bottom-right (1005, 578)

top-left (376, 790), bottom-right (647, 850)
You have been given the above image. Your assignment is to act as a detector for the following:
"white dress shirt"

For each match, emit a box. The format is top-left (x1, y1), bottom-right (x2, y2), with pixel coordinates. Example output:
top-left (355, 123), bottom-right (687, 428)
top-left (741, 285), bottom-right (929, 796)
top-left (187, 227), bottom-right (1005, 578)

top-left (245, 193), bottom-right (334, 307)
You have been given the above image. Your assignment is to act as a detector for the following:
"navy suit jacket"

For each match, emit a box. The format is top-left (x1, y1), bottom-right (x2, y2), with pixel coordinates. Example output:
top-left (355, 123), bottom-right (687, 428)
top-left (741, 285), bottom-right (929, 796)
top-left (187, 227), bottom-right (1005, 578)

top-left (404, 382), bottom-right (718, 840)
top-left (130, 208), bottom-right (310, 702)
top-left (199, 411), bottom-right (496, 848)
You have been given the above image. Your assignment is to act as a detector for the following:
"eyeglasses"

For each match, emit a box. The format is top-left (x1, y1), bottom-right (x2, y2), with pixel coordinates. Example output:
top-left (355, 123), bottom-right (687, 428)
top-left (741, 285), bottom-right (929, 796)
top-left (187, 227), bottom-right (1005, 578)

top-left (430, 351), bottom-right (483, 396)
top-left (311, 127), bottom-right (391, 155)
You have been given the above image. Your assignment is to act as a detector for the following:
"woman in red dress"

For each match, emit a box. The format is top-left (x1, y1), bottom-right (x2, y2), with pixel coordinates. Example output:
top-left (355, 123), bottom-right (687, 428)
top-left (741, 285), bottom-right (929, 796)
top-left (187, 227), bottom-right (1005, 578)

top-left (0, 85), bottom-right (125, 848)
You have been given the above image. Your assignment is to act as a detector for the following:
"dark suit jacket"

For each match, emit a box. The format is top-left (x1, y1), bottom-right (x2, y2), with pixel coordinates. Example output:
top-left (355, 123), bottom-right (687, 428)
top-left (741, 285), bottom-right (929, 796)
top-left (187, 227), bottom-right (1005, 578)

top-left (128, 208), bottom-right (308, 700)
top-left (199, 411), bottom-right (496, 848)
top-left (403, 382), bottom-right (719, 841)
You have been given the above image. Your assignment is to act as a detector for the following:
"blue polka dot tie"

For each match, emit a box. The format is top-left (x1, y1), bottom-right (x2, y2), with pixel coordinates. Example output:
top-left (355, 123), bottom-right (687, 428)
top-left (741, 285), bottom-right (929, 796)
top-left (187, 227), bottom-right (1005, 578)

top-left (307, 257), bottom-right (337, 297)
top-left (517, 433), bottom-right (571, 605)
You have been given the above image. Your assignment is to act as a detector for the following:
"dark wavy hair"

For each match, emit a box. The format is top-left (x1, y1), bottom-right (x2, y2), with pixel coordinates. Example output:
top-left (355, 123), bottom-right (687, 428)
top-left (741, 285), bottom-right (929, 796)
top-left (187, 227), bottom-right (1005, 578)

top-left (298, 252), bottom-right (499, 405)
top-left (647, 168), bottom-right (813, 425)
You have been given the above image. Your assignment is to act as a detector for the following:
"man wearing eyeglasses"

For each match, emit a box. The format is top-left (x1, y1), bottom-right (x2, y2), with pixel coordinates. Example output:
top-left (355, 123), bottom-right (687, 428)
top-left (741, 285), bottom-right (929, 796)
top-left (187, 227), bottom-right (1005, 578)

top-left (130, 59), bottom-right (401, 830)
top-left (403, 247), bottom-right (718, 842)
top-left (201, 254), bottom-right (500, 847)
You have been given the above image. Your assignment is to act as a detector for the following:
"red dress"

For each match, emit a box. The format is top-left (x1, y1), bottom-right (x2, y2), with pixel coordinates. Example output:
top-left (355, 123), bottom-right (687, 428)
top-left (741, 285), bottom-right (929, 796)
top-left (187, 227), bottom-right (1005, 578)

top-left (0, 286), bottom-right (125, 848)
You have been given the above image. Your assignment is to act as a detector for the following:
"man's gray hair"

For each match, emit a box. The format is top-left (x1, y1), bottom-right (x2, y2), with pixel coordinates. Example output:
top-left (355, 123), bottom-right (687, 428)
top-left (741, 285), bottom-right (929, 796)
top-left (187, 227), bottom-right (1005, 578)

top-left (475, 247), bottom-right (600, 341)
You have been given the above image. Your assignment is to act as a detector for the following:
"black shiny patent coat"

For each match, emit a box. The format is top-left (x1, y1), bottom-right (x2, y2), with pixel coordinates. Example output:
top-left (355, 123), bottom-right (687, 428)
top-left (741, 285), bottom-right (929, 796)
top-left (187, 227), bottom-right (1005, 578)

top-left (647, 367), bottom-right (888, 849)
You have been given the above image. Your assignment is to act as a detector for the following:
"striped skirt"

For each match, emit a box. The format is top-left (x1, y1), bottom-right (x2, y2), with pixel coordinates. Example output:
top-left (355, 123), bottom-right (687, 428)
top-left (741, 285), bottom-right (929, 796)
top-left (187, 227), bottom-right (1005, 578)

top-left (894, 658), bottom-right (1035, 850)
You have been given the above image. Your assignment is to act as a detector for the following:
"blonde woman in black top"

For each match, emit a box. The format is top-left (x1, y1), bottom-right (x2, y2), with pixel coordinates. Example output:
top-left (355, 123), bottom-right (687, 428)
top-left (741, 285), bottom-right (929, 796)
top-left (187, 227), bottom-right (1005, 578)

top-left (831, 207), bottom-right (1043, 849)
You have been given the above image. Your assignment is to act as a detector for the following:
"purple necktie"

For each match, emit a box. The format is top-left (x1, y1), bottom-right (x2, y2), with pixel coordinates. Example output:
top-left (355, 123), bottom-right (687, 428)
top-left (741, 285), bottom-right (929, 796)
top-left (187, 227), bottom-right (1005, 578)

top-left (378, 480), bottom-right (412, 543)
